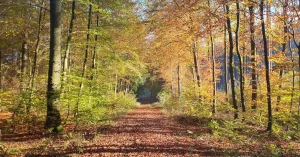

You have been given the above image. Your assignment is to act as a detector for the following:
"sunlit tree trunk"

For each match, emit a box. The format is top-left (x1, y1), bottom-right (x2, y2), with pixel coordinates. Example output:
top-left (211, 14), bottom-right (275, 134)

top-left (45, 0), bottom-right (62, 132)
top-left (235, 1), bottom-right (245, 112)
top-left (75, 4), bottom-right (92, 129)
top-left (62, 1), bottom-right (76, 121)
top-left (249, 3), bottom-right (258, 109)
top-left (75, 3), bottom-right (92, 122)
top-left (225, 4), bottom-right (238, 119)
top-left (62, 0), bottom-right (75, 87)
top-left (63, 0), bottom-right (76, 122)
top-left (28, 0), bottom-right (45, 114)
top-left (260, 0), bottom-right (272, 132)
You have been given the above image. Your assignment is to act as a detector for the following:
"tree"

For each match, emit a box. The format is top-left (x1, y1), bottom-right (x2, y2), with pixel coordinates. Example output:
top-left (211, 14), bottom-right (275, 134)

top-left (225, 3), bottom-right (238, 119)
top-left (235, 1), bottom-right (245, 112)
top-left (224, 22), bottom-right (228, 103)
top-left (62, 0), bottom-right (76, 86)
top-left (28, 0), bottom-right (46, 114)
top-left (260, 0), bottom-right (272, 132)
top-left (45, 0), bottom-right (62, 132)
top-left (276, 0), bottom-right (288, 108)
top-left (249, 1), bottom-right (258, 109)
top-left (74, 3), bottom-right (92, 129)
top-left (192, 38), bottom-right (201, 100)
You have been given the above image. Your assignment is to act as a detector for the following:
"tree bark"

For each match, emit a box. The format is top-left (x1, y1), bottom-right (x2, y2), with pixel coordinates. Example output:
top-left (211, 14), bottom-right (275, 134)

top-left (249, 3), bottom-right (258, 109)
top-left (266, 1), bottom-right (272, 72)
top-left (290, 38), bottom-right (295, 113)
top-left (276, 0), bottom-right (288, 109)
top-left (21, 33), bottom-right (29, 92)
top-left (75, 4), bottom-right (92, 129)
top-left (235, 1), bottom-right (245, 112)
top-left (225, 4), bottom-right (238, 119)
top-left (192, 38), bottom-right (201, 100)
top-left (28, 0), bottom-right (45, 113)
top-left (45, 0), bottom-right (62, 132)
top-left (260, 0), bottom-right (272, 132)
top-left (62, 0), bottom-right (75, 122)
top-left (224, 23), bottom-right (228, 103)
top-left (297, 45), bottom-right (300, 115)
top-left (62, 0), bottom-right (75, 83)
top-left (89, 10), bottom-right (99, 104)
top-left (211, 34), bottom-right (216, 114)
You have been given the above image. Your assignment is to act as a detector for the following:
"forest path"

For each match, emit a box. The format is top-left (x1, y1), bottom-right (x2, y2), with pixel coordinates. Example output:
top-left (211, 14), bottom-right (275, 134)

top-left (83, 104), bottom-right (222, 156)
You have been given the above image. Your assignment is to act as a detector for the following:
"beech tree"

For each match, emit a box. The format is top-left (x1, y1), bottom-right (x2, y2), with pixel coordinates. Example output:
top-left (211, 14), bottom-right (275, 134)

top-left (45, 0), bottom-right (62, 131)
top-left (225, 3), bottom-right (238, 119)
top-left (260, 0), bottom-right (272, 132)
top-left (248, 1), bottom-right (258, 109)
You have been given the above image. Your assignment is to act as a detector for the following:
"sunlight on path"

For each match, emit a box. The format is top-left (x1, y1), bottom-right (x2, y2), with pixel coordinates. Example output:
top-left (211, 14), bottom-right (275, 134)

top-left (83, 104), bottom-right (222, 156)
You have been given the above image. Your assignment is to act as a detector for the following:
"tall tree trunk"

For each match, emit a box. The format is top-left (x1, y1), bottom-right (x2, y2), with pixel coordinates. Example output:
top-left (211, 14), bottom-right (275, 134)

top-left (276, 0), bottom-right (288, 109)
top-left (63, 0), bottom-right (76, 122)
top-left (192, 38), bottom-right (201, 100)
top-left (249, 3), bottom-right (258, 109)
top-left (208, 0), bottom-right (216, 113)
top-left (267, 1), bottom-right (272, 71)
top-left (28, 0), bottom-right (45, 114)
top-left (290, 38), bottom-right (295, 113)
top-left (45, 0), bottom-right (62, 132)
top-left (297, 45), bottom-right (300, 115)
top-left (225, 4), bottom-right (238, 119)
top-left (291, 28), bottom-right (300, 115)
top-left (211, 34), bottom-right (216, 114)
top-left (62, 0), bottom-right (76, 87)
top-left (236, 1), bottom-right (245, 112)
top-left (75, 4), bottom-right (92, 129)
top-left (89, 11), bottom-right (99, 104)
top-left (12, 33), bottom-right (29, 127)
top-left (224, 24), bottom-right (228, 103)
top-left (21, 33), bottom-right (29, 93)
top-left (260, 0), bottom-right (272, 132)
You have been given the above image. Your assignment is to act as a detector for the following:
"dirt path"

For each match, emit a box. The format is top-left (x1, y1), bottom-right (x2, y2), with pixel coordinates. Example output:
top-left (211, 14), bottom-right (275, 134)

top-left (3, 105), bottom-right (227, 156)
top-left (80, 104), bottom-right (221, 156)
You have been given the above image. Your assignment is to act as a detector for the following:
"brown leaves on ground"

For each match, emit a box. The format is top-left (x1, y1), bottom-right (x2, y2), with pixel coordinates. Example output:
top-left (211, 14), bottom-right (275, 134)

top-left (2, 105), bottom-right (298, 156)
top-left (1, 105), bottom-right (225, 156)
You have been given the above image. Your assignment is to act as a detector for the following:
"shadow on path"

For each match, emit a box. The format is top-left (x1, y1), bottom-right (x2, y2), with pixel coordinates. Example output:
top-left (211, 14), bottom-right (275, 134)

top-left (23, 105), bottom-right (248, 156)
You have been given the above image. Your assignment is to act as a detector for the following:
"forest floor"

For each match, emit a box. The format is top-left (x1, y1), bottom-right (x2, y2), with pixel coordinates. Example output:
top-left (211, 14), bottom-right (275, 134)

top-left (1, 104), bottom-right (299, 156)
